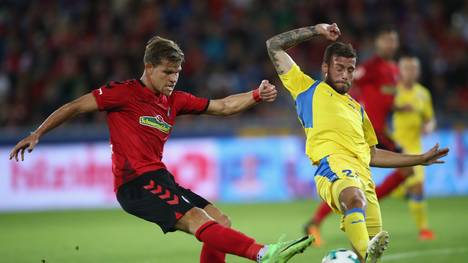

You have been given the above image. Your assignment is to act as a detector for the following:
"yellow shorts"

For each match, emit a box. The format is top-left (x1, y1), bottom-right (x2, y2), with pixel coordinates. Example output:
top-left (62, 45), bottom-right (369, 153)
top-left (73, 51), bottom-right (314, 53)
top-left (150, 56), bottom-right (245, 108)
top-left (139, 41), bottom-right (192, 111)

top-left (314, 154), bottom-right (382, 236)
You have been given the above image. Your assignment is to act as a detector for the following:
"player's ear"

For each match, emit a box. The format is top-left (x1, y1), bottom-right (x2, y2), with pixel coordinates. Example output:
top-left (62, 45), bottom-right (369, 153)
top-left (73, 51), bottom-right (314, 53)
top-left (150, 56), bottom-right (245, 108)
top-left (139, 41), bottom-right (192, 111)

top-left (321, 62), bottom-right (328, 78)
top-left (144, 63), bottom-right (154, 74)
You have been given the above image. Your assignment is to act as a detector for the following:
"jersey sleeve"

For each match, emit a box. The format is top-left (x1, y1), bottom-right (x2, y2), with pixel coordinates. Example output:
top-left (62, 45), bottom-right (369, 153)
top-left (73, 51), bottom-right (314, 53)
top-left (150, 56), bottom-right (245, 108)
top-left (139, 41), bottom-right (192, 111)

top-left (172, 91), bottom-right (209, 115)
top-left (422, 87), bottom-right (435, 122)
top-left (92, 82), bottom-right (131, 111)
top-left (363, 109), bottom-right (378, 147)
top-left (278, 63), bottom-right (315, 99)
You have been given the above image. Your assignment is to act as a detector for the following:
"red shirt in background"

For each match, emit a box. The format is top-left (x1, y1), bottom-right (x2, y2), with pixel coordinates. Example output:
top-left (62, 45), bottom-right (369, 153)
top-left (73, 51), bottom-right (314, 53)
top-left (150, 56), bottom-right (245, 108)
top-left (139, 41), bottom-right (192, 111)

top-left (92, 79), bottom-right (209, 190)
top-left (352, 56), bottom-right (399, 133)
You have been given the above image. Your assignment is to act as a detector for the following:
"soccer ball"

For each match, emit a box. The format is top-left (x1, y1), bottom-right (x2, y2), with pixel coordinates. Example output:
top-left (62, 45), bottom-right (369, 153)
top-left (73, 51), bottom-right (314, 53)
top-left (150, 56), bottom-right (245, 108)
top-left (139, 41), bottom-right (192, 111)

top-left (321, 249), bottom-right (360, 263)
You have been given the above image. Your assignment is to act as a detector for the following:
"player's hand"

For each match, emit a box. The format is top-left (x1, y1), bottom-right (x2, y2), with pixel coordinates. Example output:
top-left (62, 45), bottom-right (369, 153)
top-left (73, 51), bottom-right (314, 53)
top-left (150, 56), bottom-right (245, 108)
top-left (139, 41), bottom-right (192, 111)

top-left (421, 143), bottom-right (449, 166)
top-left (315, 23), bottom-right (341, 41)
top-left (9, 132), bottom-right (40, 162)
top-left (258, 80), bottom-right (277, 102)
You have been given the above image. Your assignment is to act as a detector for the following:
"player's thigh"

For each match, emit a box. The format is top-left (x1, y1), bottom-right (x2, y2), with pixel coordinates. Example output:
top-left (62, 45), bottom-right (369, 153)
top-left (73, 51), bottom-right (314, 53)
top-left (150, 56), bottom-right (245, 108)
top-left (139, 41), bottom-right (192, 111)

top-left (175, 183), bottom-right (230, 227)
top-left (174, 183), bottom-right (232, 228)
top-left (314, 155), bottom-right (366, 214)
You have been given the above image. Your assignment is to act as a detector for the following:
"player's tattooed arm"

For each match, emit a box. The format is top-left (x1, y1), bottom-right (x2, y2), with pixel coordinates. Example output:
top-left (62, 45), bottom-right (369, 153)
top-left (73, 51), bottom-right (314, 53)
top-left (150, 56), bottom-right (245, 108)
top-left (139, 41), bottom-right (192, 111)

top-left (266, 23), bottom-right (341, 74)
top-left (267, 26), bottom-right (320, 52)
top-left (266, 26), bottom-right (318, 74)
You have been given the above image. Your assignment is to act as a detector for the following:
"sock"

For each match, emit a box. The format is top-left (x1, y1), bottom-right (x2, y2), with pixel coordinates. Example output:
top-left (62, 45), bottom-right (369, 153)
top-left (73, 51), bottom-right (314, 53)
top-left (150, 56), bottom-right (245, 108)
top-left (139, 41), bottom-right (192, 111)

top-left (313, 202), bottom-right (333, 226)
top-left (195, 221), bottom-right (263, 261)
top-left (200, 243), bottom-right (226, 263)
top-left (343, 208), bottom-right (369, 259)
top-left (408, 194), bottom-right (429, 230)
top-left (375, 170), bottom-right (406, 198)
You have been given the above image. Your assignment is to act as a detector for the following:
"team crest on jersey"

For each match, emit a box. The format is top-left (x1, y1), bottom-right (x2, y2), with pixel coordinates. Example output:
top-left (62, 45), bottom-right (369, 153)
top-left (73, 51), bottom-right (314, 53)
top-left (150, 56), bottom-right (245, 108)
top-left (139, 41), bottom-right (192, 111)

top-left (139, 115), bottom-right (172, 133)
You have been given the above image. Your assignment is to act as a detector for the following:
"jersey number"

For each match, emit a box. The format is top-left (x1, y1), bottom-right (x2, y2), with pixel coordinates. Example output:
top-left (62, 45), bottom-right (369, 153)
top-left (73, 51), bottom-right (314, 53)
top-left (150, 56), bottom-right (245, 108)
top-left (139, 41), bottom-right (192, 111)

top-left (342, 169), bottom-right (355, 178)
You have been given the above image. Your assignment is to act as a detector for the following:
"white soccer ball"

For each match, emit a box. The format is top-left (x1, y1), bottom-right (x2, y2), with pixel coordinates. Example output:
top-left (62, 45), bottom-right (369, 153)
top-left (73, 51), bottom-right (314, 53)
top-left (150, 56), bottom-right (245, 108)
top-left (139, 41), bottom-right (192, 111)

top-left (321, 249), bottom-right (360, 263)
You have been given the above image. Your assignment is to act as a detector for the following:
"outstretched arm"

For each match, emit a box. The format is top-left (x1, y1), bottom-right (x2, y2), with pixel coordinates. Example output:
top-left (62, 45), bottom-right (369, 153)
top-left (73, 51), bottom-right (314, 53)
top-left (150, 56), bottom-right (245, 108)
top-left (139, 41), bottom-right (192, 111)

top-left (370, 144), bottom-right (449, 168)
top-left (9, 93), bottom-right (98, 161)
top-left (205, 80), bottom-right (277, 116)
top-left (266, 23), bottom-right (341, 74)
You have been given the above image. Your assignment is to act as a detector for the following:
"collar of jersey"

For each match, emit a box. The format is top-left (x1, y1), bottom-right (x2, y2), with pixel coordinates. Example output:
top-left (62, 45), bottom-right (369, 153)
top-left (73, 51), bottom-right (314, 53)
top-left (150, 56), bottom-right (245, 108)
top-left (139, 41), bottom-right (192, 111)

top-left (137, 79), bottom-right (164, 100)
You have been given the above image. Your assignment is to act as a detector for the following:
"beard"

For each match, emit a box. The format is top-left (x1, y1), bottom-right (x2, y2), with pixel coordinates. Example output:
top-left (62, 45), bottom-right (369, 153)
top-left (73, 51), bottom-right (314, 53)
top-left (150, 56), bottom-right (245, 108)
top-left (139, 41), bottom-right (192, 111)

top-left (324, 75), bottom-right (351, 94)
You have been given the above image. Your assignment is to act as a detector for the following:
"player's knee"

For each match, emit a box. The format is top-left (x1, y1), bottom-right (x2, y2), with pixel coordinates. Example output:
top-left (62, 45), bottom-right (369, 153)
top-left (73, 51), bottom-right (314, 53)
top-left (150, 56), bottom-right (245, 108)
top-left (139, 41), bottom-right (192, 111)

top-left (339, 187), bottom-right (366, 211)
top-left (175, 207), bottom-right (212, 234)
top-left (407, 183), bottom-right (423, 196)
top-left (217, 214), bottom-right (232, 227)
top-left (346, 195), bottom-right (366, 210)
top-left (202, 204), bottom-right (231, 227)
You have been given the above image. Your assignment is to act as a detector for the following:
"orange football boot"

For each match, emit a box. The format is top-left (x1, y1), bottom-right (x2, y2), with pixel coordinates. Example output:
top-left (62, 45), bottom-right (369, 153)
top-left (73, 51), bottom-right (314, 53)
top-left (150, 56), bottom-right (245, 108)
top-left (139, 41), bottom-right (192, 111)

top-left (304, 222), bottom-right (324, 247)
top-left (419, 229), bottom-right (435, 240)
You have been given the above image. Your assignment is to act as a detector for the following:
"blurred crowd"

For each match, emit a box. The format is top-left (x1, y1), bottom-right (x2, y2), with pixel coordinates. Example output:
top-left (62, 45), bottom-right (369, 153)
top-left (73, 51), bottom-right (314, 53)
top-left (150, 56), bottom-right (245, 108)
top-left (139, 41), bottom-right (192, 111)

top-left (1, 0), bottom-right (467, 131)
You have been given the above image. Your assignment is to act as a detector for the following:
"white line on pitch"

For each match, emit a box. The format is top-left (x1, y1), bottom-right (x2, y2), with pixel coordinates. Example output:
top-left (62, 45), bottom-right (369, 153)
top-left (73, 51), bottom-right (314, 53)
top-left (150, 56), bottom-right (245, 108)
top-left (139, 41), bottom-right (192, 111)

top-left (383, 247), bottom-right (468, 261)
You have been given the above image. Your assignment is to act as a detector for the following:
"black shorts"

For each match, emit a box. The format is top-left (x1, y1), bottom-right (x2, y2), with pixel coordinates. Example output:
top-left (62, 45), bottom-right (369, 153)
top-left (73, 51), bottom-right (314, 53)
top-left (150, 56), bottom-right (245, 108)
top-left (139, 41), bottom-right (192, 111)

top-left (376, 132), bottom-right (402, 153)
top-left (116, 169), bottom-right (211, 233)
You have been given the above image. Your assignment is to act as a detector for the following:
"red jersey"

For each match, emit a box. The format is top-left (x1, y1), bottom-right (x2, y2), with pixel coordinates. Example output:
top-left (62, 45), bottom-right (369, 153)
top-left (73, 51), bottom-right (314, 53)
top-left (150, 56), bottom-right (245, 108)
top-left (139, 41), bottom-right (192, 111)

top-left (352, 56), bottom-right (399, 133)
top-left (92, 79), bottom-right (209, 190)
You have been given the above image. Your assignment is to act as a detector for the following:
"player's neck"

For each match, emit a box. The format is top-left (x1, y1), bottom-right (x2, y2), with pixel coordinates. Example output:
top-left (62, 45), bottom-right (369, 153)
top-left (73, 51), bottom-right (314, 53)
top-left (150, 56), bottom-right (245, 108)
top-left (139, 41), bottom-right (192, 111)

top-left (325, 79), bottom-right (347, 95)
top-left (401, 81), bottom-right (414, 89)
top-left (376, 52), bottom-right (393, 61)
top-left (140, 74), bottom-right (161, 95)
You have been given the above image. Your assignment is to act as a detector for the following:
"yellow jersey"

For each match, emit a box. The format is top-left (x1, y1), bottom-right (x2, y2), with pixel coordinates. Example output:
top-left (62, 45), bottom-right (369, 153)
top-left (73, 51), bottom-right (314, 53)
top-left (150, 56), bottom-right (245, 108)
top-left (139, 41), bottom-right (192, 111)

top-left (393, 83), bottom-right (434, 153)
top-left (279, 63), bottom-right (378, 167)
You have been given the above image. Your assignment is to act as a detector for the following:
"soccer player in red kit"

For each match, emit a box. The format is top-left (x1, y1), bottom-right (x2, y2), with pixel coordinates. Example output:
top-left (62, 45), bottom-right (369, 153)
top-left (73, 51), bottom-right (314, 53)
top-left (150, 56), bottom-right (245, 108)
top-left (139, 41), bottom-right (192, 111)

top-left (10, 36), bottom-right (313, 263)
top-left (304, 26), bottom-right (415, 246)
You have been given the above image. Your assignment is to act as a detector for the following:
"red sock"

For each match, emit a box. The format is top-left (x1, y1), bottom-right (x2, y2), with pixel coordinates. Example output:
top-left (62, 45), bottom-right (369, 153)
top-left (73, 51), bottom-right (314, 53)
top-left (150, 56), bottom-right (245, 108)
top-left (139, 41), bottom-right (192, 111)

top-left (201, 243), bottom-right (226, 263)
top-left (375, 170), bottom-right (406, 198)
top-left (195, 221), bottom-right (263, 261)
top-left (313, 202), bottom-right (333, 226)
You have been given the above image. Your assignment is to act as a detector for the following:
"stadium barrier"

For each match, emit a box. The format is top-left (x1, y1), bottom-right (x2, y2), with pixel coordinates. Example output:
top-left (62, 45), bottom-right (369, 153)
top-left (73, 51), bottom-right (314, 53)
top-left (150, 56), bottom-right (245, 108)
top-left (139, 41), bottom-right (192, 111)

top-left (0, 130), bottom-right (466, 211)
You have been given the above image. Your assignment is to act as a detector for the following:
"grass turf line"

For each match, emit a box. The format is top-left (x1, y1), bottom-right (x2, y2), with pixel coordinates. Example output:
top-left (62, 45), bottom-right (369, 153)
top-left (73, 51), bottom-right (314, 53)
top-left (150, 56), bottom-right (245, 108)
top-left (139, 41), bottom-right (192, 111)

top-left (0, 196), bottom-right (467, 262)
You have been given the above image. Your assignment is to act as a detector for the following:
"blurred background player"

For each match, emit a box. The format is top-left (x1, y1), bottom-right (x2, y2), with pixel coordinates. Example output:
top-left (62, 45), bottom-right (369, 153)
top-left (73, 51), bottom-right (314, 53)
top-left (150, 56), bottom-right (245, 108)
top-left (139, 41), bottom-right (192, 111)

top-left (9, 36), bottom-right (313, 263)
top-left (304, 26), bottom-right (415, 246)
top-left (393, 55), bottom-right (436, 240)
top-left (266, 22), bottom-right (449, 263)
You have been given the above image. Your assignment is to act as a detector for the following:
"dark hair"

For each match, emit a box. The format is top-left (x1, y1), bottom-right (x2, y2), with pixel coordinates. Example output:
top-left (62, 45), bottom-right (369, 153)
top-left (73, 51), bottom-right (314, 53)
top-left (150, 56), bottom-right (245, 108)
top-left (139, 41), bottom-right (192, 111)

top-left (143, 36), bottom-right (184, 65)
top-left (374, 24), bottom-right (398, 38)
top-left (323, 42), bottom-right (357, 64)
top-left (398, 51), bottom-right (418, 61)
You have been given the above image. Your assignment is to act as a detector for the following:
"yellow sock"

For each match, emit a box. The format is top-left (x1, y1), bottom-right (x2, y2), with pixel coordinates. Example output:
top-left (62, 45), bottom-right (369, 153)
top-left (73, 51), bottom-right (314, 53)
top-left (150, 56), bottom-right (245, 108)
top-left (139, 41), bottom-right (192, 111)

top-left (343, 208), bottom-right (369, 258)
top-left (408, 197), bottom-right (428, 230)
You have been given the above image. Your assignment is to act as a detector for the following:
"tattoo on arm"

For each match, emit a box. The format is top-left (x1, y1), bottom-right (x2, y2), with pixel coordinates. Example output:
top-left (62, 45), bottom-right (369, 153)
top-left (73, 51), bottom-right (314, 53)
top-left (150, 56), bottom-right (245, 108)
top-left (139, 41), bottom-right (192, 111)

top-left (266, 26), bottom-right (319, 74)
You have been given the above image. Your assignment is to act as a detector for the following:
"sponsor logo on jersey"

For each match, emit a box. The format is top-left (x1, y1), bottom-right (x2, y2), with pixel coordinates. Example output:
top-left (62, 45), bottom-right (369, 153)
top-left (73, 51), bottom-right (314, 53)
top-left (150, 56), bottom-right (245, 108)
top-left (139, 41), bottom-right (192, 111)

top-left (139, 115), bottom-right (172, 133)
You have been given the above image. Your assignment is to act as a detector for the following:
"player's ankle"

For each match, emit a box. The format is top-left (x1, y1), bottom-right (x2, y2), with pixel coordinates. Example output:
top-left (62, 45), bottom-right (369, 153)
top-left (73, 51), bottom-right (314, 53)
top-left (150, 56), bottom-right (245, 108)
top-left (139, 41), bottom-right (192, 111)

top-left (256, 245), bottom-right (268, 262)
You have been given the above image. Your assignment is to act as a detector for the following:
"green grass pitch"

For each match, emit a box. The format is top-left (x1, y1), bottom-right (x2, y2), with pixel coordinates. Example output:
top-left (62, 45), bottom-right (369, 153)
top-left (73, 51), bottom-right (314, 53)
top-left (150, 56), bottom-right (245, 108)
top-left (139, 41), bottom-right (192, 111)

top-left (1, 196), bottom-right (467, 262)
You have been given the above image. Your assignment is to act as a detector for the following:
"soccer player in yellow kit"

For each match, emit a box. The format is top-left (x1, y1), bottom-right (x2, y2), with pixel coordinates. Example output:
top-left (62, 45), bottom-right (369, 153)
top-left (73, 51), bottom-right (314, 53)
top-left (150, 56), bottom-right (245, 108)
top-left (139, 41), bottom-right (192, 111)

top-left (393, 55), bottom-right (436, 240)
top-left (266, 23), bottom-right (448, 263)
